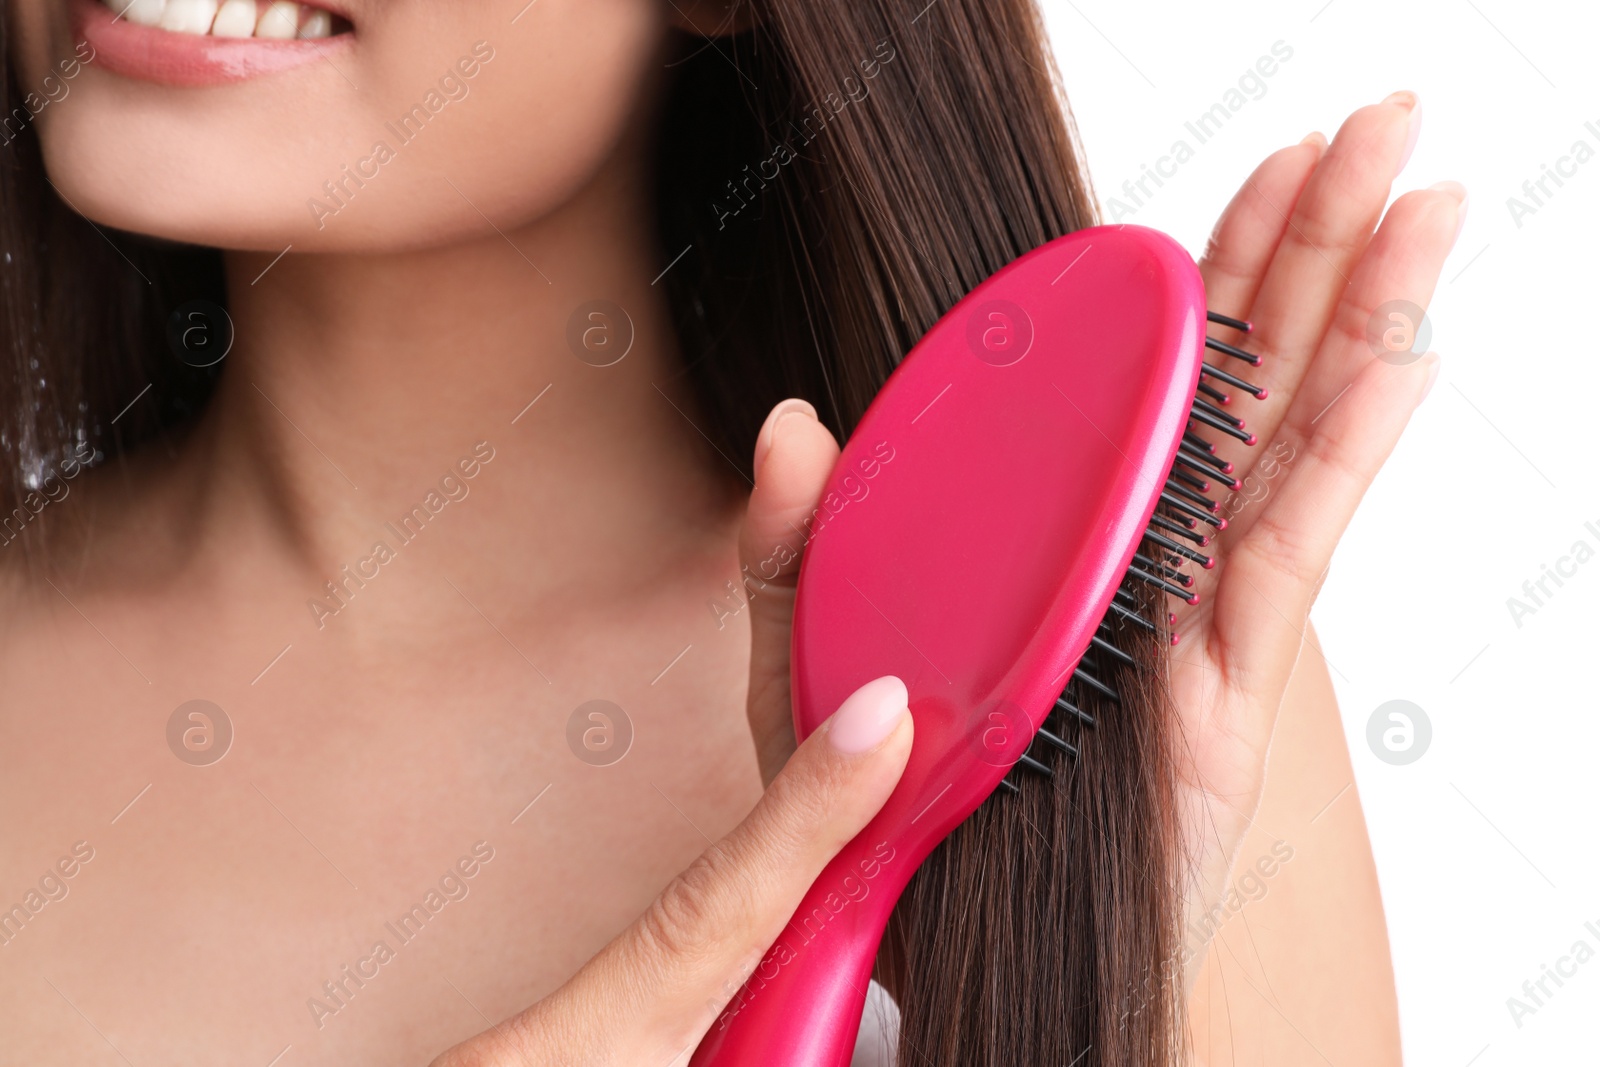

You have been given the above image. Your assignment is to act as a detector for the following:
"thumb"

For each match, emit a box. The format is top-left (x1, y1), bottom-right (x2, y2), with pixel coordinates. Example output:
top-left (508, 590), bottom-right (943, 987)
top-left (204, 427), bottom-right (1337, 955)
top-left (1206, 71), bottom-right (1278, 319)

top-left (740, 398), bottom-right (839, 784)
top-left (503, 676), bottom-right (912, 1065)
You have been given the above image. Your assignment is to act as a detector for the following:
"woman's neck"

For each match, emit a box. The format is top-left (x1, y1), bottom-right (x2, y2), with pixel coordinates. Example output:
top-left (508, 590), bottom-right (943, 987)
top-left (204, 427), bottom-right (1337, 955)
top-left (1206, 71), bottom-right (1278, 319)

top-left (175, 157), bottom-right (737, 603)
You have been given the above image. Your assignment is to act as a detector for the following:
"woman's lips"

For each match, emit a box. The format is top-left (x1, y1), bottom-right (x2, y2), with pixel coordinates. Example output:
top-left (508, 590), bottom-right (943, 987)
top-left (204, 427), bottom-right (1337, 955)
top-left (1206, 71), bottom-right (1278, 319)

top-left (74, 0), bottom-right (354, 87)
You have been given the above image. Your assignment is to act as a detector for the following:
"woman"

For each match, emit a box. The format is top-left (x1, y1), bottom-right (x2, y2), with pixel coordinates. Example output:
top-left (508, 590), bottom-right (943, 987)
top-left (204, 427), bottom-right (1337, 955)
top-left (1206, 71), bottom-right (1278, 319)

top-left (0, 0), bottom-right (1457, 1062)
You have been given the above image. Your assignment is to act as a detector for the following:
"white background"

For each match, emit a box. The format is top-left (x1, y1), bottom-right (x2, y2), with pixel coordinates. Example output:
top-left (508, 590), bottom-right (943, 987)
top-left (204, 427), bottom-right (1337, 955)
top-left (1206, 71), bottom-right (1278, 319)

top-left (1041, 1), bottom-right (1597, 1063)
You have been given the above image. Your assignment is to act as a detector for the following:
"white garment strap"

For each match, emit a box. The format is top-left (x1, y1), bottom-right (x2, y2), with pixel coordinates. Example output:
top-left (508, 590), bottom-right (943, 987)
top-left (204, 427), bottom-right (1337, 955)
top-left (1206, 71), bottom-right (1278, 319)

top-left (850, 979), bottom-right (901, 1067)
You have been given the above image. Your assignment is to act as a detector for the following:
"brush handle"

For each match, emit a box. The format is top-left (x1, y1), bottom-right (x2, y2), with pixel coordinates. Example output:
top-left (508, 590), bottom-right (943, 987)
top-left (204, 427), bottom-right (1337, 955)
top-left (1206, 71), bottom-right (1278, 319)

top-left (685, 846), bottom-right (902, 1067)
top-left (689, 693), bottom-right (981, 1067)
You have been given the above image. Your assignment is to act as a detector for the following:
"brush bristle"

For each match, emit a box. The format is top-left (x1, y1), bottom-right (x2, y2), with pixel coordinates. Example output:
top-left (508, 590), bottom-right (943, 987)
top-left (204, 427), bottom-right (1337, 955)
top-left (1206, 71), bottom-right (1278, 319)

top-left (1005, 308), bottom-right (1264, 791)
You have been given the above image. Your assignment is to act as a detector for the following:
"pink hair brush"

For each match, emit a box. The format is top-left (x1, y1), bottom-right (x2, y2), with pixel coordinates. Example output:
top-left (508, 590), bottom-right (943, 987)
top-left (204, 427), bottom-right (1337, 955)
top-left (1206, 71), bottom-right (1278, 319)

top-left (690, 223), bottom-right (1264, 1067)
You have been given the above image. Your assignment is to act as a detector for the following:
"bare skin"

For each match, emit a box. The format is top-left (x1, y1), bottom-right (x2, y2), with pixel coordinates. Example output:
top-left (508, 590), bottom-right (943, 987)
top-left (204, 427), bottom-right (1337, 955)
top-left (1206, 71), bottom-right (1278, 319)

top-left (2, 0), bottom-right (1451, 1061)
top-left (1186, 627), bottom-right (1403, 1066)
top-left (0, 187), bottom-right (778, 1064)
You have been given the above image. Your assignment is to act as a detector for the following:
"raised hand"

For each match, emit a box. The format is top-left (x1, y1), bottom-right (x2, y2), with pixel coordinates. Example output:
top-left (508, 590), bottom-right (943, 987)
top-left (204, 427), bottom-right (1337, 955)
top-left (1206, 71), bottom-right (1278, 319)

top-left (1171, 90), bottom-right (1460, 986)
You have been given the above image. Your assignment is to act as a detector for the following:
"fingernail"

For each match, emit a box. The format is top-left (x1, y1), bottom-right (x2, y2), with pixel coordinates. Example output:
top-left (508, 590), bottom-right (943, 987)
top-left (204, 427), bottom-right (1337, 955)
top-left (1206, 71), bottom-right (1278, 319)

top-left (1300, 131), bottom-right (1327, 149)
top-left (827, 676), bottom-right (909, 754)
top-left (1419, 353), bottom-right (1441, 405)
top-left (752, 398), bottom-right (818, 479)
top-left (1429, 180), bottom-right (1469, 245)
top-left (1384, 91), bottom-right (1421, 177)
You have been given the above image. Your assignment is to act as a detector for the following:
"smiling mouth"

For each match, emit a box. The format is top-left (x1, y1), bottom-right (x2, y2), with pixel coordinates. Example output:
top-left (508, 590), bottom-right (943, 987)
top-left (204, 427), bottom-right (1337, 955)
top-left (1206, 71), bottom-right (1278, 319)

top-left (100, 0), bottom-right (352, 40)
top-left (76, 0), bottom-right (358, 86)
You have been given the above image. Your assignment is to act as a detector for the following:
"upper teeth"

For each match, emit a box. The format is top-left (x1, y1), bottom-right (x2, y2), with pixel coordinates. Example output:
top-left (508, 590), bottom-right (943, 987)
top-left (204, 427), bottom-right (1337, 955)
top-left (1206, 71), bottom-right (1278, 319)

top-left (106, 0), bottom-right (337, 38)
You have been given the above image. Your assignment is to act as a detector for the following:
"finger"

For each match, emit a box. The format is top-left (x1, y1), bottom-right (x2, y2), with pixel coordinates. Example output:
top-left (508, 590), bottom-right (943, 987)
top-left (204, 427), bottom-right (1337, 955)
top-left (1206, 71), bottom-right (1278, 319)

top-left (1197, 134), bottom-right (1326, 326)
top-left (1204, 95), bottom-right (1418, 492)
top-left (1213, 351), bottom-right (1437, 696)
top-left (1279, 182), bottom-right (1464, 448)
top-left (1221, 181), bottom-right (1462, 547)
top-left (513, 677), bottom-right (913, 1064)
top-left (739, 399), bottom-right (839, 784)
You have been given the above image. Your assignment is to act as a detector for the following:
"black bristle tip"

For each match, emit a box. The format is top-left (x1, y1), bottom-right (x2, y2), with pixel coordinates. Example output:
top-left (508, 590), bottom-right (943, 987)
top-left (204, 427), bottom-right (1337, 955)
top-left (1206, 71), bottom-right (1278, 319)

top-left (1054, 695), bottom-right (1098, 726)
top-left (1128, 563), bottom-right (1201, 605)
top-left (1196, 379), bottom-right (1231, 406)
top-left (1105, 598), bottom-right (1158, 635)
top-left (1206, 310), bottom-right (1252, 333)
top-left (1036, 727), bottom-right (1079, 758)
top-left (1146, 529), bottom-right (1215, 569)
top-left (1200, 362), bottom-right (1268, 400)
top-left (1175, 451), bottom-right (1240, 492)
top-left (1090, 633), bottom-right (1136, 666)
top-left (1072, 666), bottom-right (1120, 703)
top-left (1150, 512), bottom-right (1210, 546)
top-left (1205, 336), bottom-right (1262, 367)
top-left (1190, 408), bottom-right (1258, 447)
top-left (1179, 438), bottom-right (1234, 475)
top-left (1164, 478), bottom-right (1218, 512)
top-left (1160, 490), bottom-right (1227, 530)
top-left (1134, 551), bottom-right (1192, 586)
top-left (1017, 752), bottom-right (1052, 776)
top-left (1192, 397), bottom-right (1245, 430)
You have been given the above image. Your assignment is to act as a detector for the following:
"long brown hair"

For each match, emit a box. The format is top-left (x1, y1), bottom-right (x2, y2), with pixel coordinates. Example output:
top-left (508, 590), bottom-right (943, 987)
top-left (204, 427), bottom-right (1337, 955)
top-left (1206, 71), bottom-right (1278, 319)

top-left (1, 0), bottom-right (1181, 1060)
top-left (0, 11), bottom-right (222, 556)
top-left (657, 3), bottom-right (1182, 1062)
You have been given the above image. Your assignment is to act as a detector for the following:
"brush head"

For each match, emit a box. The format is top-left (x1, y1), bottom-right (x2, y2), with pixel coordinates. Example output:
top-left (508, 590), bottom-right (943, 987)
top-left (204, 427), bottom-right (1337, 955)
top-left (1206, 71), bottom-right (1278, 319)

top-left (693, 224), bottom-right (1261, 1067)
top-left (792, 224), bottom-right (1203, 784)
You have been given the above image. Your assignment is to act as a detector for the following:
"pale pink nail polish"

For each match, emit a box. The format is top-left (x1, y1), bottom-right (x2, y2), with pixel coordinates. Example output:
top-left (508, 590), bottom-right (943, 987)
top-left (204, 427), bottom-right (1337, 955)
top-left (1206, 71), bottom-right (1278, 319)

top-left (1419, 355), bottom-right (1441, 404)
top-left (827, 676), bottom-right (909, 754)
top-left (1429, 181), bottom-right (1469, 246)
top-left (1385, 91), bottom-right (1421, 177)
top-left (753, 398), bottom-right (819, 478)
